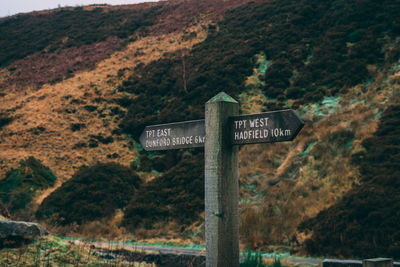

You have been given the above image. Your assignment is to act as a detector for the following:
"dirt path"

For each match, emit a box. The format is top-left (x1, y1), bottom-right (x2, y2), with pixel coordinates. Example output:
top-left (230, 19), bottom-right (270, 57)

top-left (70, 239), bottom-right (323, 266)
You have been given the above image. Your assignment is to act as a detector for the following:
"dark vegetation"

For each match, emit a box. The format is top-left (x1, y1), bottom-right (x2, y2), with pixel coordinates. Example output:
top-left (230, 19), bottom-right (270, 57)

top-left (0, 114), bottom-right (13, 130)
top-left (0, 6), bottom-right (162, 91)
top-left (70, 123), bottom-right (86, 131)
top-left (122, 152), bottom-right (204, 231)
top-left (299, 105), bottom-right (400, 259)
top-left (89, 134), bottom-right (114, 144)
top-left (119, 0), bottom-right (400, 139)
top-left (1, 36), bottom-right (124, 91)
top-left (37, 163), bottom-right (141, 225)
top-left (148, 0), bottom-right (249, 34)
top-left (240, 250), bottom-right (266, 267)
top-left (0, 0), bottom-right (251, 91)
top-left (0, 6), bottom-right (160, 67)
top-left (30, 126), bottom-right (46, 135)
top-left (0, 157), bottom-right (55, 217)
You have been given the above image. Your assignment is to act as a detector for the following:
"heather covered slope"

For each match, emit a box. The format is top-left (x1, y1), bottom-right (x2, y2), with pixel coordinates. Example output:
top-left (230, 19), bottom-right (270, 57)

top-left (0, 5), bottom-right (159, 91)
top-left (299, 105), bottom-right (400, 258)
top-left (119, 0), bottom-right (400, 137)
top-left (0, 0), bottom-right (248, 93)
top-left (0, 0), bottom-right (399, 259)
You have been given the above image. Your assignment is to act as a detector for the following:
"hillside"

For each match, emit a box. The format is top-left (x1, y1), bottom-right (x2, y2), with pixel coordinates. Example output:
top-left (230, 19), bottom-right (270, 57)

top-left (300, 105), bottom-right (400, 258)
top-left (0, 0), bottom-right (399, 259)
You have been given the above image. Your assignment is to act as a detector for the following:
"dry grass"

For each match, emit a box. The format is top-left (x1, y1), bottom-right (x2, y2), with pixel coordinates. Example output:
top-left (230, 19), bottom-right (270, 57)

top-left (0, 235), bottom-right (99, 266)
top-left (239, 88), bottom-right (270, 114)
top-left (0, 234), bottom-right (158, 266)
top-left (0, 23), bottom-right (208, 188)
top-left (78, 210), bottom-right (128, 240)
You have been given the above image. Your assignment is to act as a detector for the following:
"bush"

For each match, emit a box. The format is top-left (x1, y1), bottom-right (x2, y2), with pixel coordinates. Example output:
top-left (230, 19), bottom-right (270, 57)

top-left (122, 152), bottom-right (204, 231)
top-left (0, 114), bottom-right (13, 130)
top-left (89, 134), bottom-right (114, 144)
top-left (70, 123), bottom-right (86, 131)
top-left (0, 157), bottom-right (56, 216)
top-left (37, 162), bottom-right (141, 225)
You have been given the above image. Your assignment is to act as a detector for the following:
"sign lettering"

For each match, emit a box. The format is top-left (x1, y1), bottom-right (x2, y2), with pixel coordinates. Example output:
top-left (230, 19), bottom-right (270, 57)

top-left (139, 119), bottom-right (205, 151)
top-left (230, 109), bottom-right (304, 145)
top-left (139, 110), bottom-right (304, 150)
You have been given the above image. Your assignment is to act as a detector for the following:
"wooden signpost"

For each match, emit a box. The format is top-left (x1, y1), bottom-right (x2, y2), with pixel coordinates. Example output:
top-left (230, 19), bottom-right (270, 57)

top-left (140, 92), bottom-right (304, 267)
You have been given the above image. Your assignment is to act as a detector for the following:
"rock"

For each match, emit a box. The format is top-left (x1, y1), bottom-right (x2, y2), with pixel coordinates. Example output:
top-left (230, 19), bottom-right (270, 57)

top-left (0, 220), bottom-right (46, 241)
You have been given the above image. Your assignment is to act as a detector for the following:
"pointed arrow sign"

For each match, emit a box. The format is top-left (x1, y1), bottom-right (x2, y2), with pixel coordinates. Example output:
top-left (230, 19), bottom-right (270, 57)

top-left (139, 119), bottom-right (205, 151)
top-left (230, 109), bottom-right (304, 145)
top-left (139, 110), bottom-right (304, 151)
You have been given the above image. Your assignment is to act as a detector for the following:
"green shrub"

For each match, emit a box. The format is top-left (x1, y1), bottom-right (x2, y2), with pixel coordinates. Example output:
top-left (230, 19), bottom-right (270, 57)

top-left (37, 162), bottom-right (141, 225)
top-left (0, 157), bottom-right (56, 215)
top-left (70, 123), bottom-right (86, 131)
top-left (0, 115), bottom-right (13, 130)
top-left (240, 249), bottom-right (266, 267)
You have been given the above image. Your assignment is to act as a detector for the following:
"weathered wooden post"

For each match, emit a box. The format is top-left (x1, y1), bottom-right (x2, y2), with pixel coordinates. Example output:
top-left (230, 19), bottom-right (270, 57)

top-left (205, 92), bottom-right (239, 267)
